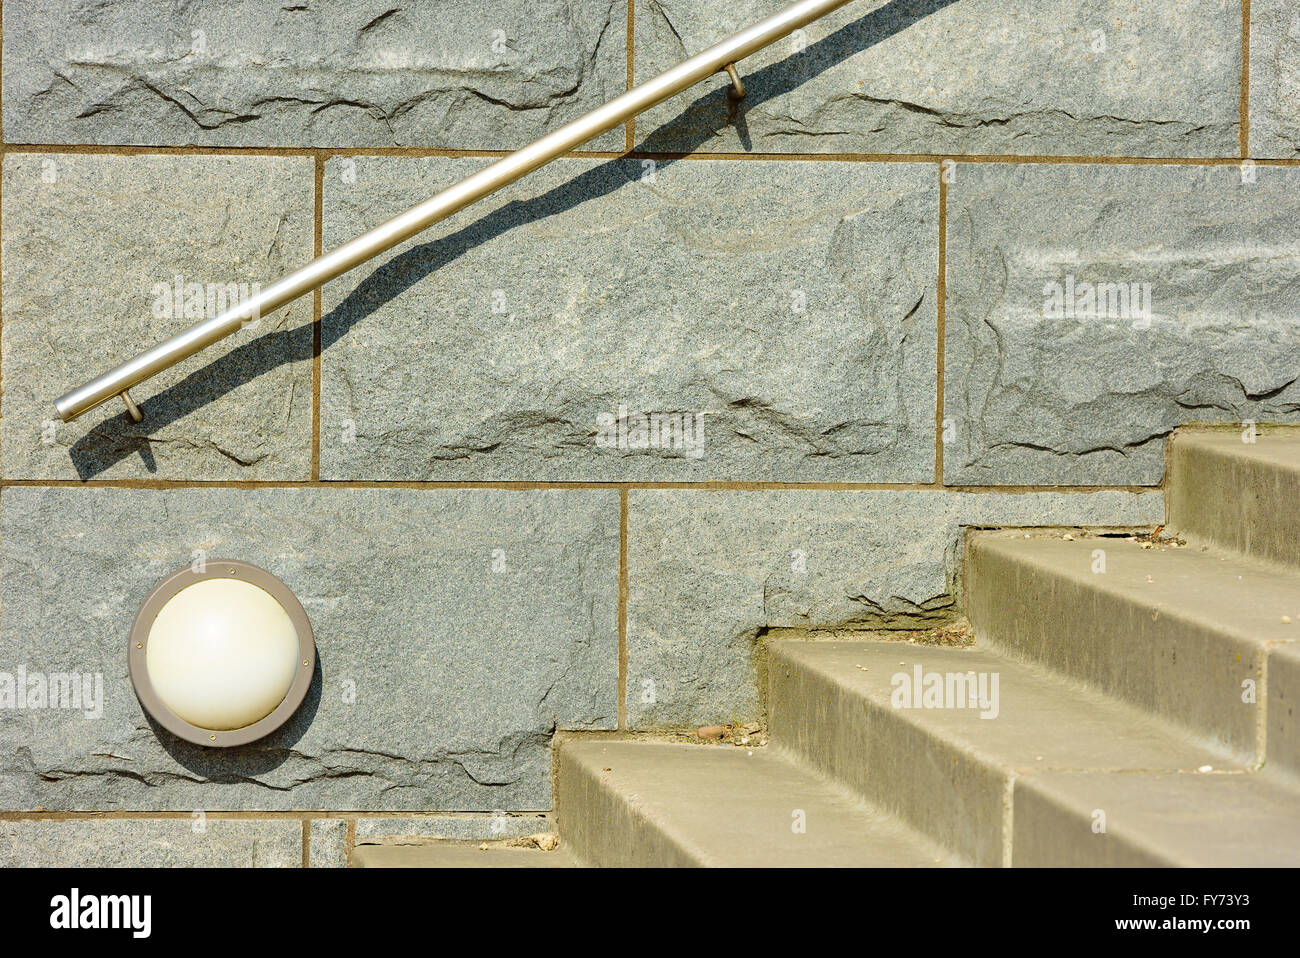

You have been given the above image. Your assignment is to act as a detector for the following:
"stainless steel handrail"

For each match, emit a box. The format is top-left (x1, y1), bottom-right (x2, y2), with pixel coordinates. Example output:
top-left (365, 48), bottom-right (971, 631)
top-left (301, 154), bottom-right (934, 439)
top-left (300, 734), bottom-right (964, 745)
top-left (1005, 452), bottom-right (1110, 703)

top-left (54, 0), bottom-right (858, 423)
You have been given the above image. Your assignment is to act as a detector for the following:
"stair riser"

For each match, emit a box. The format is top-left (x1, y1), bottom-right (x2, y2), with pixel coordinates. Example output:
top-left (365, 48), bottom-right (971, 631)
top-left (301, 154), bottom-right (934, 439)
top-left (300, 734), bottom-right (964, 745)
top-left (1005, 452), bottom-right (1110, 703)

top-left (1010, 781), bottom-right (1187, 867)
top-left (965, 540), bottom-right (1262, 760)
top-left (557, 739), bottom-right (955, 866)
top-left (1011, 771), bottom-right (1300, 867)
top-left (554, 746), bottom-right (700, 867)
top-left (768, 650), bottom-right (1005, 867)
top-left (1268, 646), bottom-right (1300, 779)
top-left (1168, 436), bottom-right (1300, 571)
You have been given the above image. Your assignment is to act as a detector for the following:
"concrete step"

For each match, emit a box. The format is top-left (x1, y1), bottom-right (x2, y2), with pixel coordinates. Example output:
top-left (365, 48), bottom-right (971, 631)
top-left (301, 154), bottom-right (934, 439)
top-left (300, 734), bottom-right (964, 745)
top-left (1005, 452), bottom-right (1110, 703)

top-left (555, 739), bottom-right (958, 867)
top-left (769, 639), bottom-right (1300, 866)
top-left (1168, 427), bottom-right (1300, 572)
top-left (351, 842), bottom-right (579, 868)
top-left (965, 531), bottom-right (1300, 760)
top-left (1012, 770), bottom-right (1300, 866)
top-left (768, 639), bottom-right (1240, 866)
top-left (1267, 642), bottom-right (1300, 778)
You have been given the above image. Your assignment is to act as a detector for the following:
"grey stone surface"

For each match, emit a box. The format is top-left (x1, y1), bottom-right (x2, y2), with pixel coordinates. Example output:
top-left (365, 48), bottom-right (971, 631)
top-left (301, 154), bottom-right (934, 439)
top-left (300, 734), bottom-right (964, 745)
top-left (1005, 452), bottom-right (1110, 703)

top-left (352, 843), bottom-right (579, 866)
top-left (0, 487), bottom-right (619, 810)
top-left (354, 813), bottom-right (553, 842)
top-left (1, 154), bottom-right (314, 480)
top-left (634, 0), bottom-right (1240, 158)
top-left (2, 0), bottom-right (628, 150)
top-left (321, 155), bottom-right (937, 481)
top-left (309, 818), bottom-right (348, 868)
top-left (1250, 1), bottom-right (1300, 158)
top-left (944, 163), bottom-right (1300, 485)
top-left (0, 819), bottom-right (302, 867)
top-left (625, 488), bottom-right (1162, 727)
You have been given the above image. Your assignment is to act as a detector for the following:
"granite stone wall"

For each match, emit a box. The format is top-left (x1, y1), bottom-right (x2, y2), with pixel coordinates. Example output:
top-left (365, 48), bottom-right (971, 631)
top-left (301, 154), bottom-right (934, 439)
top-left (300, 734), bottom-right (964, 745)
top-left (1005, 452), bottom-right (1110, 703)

top-left (1, 0), bottom-right (1293, 863)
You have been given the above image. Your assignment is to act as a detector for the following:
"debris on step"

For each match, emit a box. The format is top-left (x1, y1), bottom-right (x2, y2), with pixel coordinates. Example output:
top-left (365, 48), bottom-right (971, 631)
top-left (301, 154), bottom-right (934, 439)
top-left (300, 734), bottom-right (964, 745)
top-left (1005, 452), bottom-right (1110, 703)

top-left (1116, 525), bottom-right (1187, 549)
top-left (475, 833), bottom-right (561, 852)
top-left (503, 833), bottom-right (560, 851)
top-left (764, 617), bottom-right (976, 648)
top-left (694, 721), bottom-right (767, 747)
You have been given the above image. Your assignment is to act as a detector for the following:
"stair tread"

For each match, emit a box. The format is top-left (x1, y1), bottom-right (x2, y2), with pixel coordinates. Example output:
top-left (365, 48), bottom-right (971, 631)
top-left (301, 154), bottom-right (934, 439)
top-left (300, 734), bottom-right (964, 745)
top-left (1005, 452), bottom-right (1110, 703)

top-left (562, 739), bottom-right (956, 867)
top-left (974, 532), bottom-right (1300, 650)
top-left (771, 640), bottom-right (1229, 770)
top-left (1013, 769), bottom-right (1300, 867)
top-left (1171, 429), bottom-right (1300, 471)
top-left (351, 843), bottom-right (578, 868)
top-left (1169, 428), bottom-right (1300, 572)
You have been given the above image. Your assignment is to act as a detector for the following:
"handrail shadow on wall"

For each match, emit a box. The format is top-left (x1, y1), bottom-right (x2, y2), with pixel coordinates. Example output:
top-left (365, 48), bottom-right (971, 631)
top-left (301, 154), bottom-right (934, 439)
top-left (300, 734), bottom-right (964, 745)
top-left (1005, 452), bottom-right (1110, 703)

top-left (68, 0), bottom-right (959, 479)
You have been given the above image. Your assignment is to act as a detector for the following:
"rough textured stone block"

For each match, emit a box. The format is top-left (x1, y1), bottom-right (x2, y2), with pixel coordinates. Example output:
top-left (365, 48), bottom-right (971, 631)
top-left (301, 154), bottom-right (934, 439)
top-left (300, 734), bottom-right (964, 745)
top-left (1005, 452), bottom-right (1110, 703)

top-left (0, 819), bottom-right (302, 867)
top-left (1, 154), bottom-right (314, 480)
top-left (309, 819), bottom-right (347, 868)
top-left (0, 487), bottom-right (618, 810)
top-left (625, 489), bottom-right (1162, 727)
top-left (634, 0), bottom-right (1240, 158)
top-left (944, 163), bottom-right (1300, 485)
top-left (321, 155), bottom-right (937, 481)
top-left (354, 813), bottom-right (552, 842)
top-left (2, 0), bottom-right (628, 150)
top-left (1250, 0), bottom-right (1300, 158)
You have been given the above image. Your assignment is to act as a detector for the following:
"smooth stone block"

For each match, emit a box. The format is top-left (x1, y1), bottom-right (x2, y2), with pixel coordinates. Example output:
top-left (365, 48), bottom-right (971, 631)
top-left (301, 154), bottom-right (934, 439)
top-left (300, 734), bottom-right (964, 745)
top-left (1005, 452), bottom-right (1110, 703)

top-left (309, 819), bottom-right (348, 868)
top-left (0, 819), bottom-right (302, 867)
top-left (354, 813), bottom-right (553, 843)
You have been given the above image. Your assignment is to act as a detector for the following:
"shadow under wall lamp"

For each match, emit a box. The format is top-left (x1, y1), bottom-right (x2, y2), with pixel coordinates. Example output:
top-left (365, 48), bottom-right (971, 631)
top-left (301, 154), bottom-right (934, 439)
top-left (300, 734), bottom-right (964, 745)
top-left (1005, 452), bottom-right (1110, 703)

top-left (129, 561), bottom-right (315, 747)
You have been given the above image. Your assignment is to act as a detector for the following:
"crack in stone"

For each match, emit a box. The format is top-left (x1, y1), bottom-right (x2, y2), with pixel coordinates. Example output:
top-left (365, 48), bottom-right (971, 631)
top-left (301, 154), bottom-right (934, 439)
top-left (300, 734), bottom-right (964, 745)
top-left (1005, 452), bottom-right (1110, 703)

top-left (762, 95), bottom-right (1225, 144)
top-left (985, 432), bottom-right (1171, 459)
top-left (142, 436), bottom-right (271, 468)
top-left (645, 0), bottom-right (689, 62)
top-left (14, 729), bottom-right (552, 798)
top-left (136, 78), bottom-right (260, 130)
top-left (358, 8), bottom-right (402, 34)
top-left (20, 1), bottom-right (622, 145)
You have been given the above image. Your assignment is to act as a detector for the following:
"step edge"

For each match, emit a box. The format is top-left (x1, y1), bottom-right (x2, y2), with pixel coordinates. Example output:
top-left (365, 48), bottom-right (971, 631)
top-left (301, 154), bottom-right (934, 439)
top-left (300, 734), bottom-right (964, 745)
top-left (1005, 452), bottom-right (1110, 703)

top-left (555, 739), bottom-right (716, 867)
top-left (967, 533), bottom-right (1300, 651)
top-left (768, 638), bottom-right (1242, 774)
top-left (559, 738), bottom-right (960, 867)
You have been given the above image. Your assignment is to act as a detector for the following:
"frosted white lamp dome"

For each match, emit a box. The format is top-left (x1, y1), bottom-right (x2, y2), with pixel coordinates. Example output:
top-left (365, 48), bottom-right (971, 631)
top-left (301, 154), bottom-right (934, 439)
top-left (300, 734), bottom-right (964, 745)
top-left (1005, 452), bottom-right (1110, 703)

top-left (129, 561), bottom-right (315, 747)
top-left (146, 578), bottom-right (299, 730)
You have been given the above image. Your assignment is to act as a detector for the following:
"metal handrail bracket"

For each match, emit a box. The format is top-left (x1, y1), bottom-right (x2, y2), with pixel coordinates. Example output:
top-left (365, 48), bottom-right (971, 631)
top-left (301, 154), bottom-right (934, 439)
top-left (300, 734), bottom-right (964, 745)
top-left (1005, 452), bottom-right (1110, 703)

top-left (54, 0), bottom-right (857, 423)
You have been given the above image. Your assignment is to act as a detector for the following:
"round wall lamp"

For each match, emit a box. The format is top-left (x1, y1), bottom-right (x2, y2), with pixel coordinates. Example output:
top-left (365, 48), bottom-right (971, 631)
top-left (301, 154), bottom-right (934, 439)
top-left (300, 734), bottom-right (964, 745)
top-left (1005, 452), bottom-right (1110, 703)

top-left (128, 560), bottom-right (315, 747)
